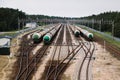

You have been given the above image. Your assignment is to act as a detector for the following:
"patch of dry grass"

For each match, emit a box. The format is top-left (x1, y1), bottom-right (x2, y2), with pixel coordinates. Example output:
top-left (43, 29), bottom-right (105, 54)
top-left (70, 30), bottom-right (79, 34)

top-left (0, 73), bottom-right (3, 78)
top-left (61, 74), bottom-right (71, 80)
top-left (0, 56), bottom-right (8, 71)
top-left (0, 56), bottom-right (8, 78)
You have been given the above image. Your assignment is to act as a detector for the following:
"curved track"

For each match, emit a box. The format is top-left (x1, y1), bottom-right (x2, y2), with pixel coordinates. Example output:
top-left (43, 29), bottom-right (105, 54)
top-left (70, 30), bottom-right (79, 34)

top-left (15, 24), bottom-right (96, 80)
top-left (45, 24), bottom-right (83, 80)
top-left (69, 25), bottom-right (96, 80)
top-left (15, 24), bottom-right (59, 80)
top-left (76, 37), bottom-right (95, 80)
top-left (15, 29), bottom-right (40, 80)
top-left (16, 45), bottom-right (49, 80)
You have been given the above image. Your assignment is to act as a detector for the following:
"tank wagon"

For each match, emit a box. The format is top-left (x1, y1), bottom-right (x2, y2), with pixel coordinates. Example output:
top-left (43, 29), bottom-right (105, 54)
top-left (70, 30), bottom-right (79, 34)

top-left (43, 24), bottom-right (61, 44)
top-left (32, 32), bottom-right (45, 43)
top-left (74, 30), bottom-right (80, 37)
top-left (75, 26), bottom-right (93, 40)
top-left (32, 25), bottom-right (57, 43)
top-left (80, 29), bottom-right (93, 40)
top-left (70, 25), bottom-right (80, 37)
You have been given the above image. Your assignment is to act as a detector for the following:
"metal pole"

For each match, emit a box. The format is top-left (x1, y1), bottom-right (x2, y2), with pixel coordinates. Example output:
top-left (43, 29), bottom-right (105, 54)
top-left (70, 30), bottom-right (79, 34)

top-left (92, 19), bottom-right (94, 29)
top-left (18, 17), bottom-right (20, 31)
top-left (112, 21), bottom-right (114, 40)
top-left (99, 20), bottom-right (101, 31)
top-left (26, 52), bottom-right (28, 79)
top-left (22, 19), bottom-right (24, 30)
top-left (104, 40), bottom-right (106, 52)
top-left (35, 57), bottom-right (37, 80)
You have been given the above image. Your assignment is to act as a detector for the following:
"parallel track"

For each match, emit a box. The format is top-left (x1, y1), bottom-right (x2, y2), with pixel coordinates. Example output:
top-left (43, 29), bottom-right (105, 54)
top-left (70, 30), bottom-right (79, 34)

top-left (16, 24), bottom-right (96, 80)
top-left (16, 29), bottom-right (41, 80)
top-left (45, 24), bottom-right (64, 80)
top-left (45, 24), bottom-right (81, 80)
top-left (69, 25), bottom-right (96, 80)
top-left (77, 37), bottom-right (95, 80)
top-left (16, 45), bottom-right (49, 80)
top-left (94, 35), bottom-right (120, 55)
top-left (15, 24), bottom-right (59, 80)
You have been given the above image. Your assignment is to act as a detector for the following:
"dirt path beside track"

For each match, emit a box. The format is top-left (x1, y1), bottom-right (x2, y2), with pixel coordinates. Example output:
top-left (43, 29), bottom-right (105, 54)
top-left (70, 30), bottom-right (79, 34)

top-left (92, 42), bottom-right (120, 80)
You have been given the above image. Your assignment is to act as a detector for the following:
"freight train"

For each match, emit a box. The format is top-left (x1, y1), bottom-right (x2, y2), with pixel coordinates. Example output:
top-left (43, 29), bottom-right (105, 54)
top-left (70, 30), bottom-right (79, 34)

top-left (69, 25), bottom-right (80, 37)
top-left (32, 32), bottom-right (45, 43)
top-left (43, 24), bottom-right (61, 44)
top-left (74, 30), bottom-right (80, 37)
top-left (32, 25), bottom-right (57, 43)
top-left (75, 26), bottom-right (93, 40)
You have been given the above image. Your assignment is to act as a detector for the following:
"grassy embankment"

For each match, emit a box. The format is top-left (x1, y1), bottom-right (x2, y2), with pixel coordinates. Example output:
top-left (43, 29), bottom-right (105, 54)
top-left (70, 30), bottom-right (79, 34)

top-left (0, 32), bottom-right (16, 37)
top-left (78, 25), bottom-right (120, 49)
top-left (0, 26), bottom-right (41, 37)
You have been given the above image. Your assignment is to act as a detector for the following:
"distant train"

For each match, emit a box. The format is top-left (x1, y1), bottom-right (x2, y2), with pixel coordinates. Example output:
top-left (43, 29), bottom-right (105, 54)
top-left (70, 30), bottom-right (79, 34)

top-left (81, 29), bottom-right (93, 40)
top-left (69, 25), bottom-right (80, 37)
top-left (43, 24), bottom-right (61, 44)
top-left (75, 26), bottom-right (93, 40)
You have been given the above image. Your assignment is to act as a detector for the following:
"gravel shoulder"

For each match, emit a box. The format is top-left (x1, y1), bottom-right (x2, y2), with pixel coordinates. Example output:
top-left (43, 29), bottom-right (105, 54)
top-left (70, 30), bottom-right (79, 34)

top-left (92, 42), bottom-right (120, 80)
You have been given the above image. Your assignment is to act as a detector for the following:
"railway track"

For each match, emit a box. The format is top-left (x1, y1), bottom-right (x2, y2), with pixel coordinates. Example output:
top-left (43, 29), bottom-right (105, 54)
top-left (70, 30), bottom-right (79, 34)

top-left (76, 37), bottom-right (95, 80)
top-left (44, 24), bottom-right (83, 80)
top-left (15, 24), bottom-right (96, 80)
top-left (15, 29), bottom-right (41, 80)
top-left (46, 42), bottom-right (83, 80)
top-left (52, 24), bottom-right (79, 80)
top-left (16, 45), bottom-right (49, 80)
top-left (94, 35), bottom-right (120, 56)
top-left (66, 24), bottom-right (72, 55)
top-left (15, 24), bottom-right (59, 80)
top-left (69, 24), bottom-right (96, 80)
top-left (44, 24), bottom-right (64, 80)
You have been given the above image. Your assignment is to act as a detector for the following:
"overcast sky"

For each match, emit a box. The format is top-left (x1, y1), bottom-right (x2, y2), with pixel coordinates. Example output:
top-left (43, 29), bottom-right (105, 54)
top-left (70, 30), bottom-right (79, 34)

top-left (1, 0), bottom-right (120, 17)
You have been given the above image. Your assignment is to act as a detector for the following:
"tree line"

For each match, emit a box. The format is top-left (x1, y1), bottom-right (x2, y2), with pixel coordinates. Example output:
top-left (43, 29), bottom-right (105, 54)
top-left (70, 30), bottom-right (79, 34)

top-left (0, 8), bottom-right (71, 31)
top-left (0, 8), bottom-right (26, 31)
top-left (0, 8), bottom-right (120, 38)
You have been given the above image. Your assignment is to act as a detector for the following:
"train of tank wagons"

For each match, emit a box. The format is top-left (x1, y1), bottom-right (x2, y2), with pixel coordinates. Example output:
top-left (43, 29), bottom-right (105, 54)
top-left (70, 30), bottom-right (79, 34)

top-left (32, 24), bottom-right (61, 44)
top-left (32, 25), bottom-right (93, 44)
top-left (73, 26), bottom-right (93, 40)
top-left (32, 25), bottom-right (56, 43)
